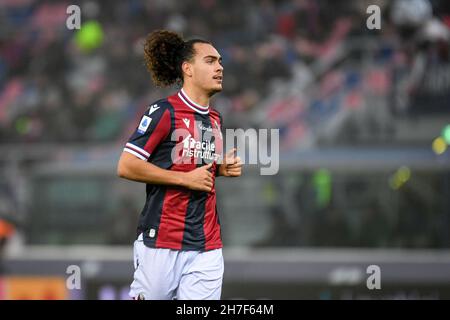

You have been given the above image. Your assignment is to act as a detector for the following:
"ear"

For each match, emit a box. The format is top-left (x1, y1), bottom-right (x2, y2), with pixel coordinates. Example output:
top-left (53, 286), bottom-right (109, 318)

top-left (181, 61), bottom-right (193, 78)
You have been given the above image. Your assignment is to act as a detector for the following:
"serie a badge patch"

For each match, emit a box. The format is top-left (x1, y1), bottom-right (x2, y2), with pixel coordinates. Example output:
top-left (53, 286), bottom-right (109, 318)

top-left (138, 116), bottom-right (152, 134)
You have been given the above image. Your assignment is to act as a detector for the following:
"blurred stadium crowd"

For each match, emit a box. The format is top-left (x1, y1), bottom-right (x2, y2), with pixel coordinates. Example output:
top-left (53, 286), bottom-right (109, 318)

top-left (1, 0), bottom-right (450, 250)
top-left (2, 0), bottom-right (448, 144)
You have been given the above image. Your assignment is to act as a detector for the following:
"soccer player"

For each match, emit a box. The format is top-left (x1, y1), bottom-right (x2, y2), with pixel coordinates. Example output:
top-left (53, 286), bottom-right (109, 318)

top-left (117, 30), bottom-right (242, 300)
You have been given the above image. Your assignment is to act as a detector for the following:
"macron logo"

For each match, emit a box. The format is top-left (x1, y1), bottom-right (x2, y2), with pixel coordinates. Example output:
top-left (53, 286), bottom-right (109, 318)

top-left (148, 104), bottom-right (160, 115)
top-left (182, 118), bottom-right (190, 128)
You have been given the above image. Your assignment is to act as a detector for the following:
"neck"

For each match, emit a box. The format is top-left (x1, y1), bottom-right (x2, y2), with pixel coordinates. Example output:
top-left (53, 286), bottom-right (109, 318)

top-left (181, 85), bottom-right (210, 108)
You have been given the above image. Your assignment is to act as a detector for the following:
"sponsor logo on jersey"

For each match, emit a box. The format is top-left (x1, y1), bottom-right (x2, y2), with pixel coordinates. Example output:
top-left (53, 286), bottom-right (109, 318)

top-left (198, 123), bottom-right (213, 132)
top-left (181, 134), bottom-right (220, 162)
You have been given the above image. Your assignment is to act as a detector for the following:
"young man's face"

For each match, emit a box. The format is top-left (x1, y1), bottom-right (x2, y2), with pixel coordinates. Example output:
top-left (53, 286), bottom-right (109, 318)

top-left (186, 43), bottom-right (223, 96)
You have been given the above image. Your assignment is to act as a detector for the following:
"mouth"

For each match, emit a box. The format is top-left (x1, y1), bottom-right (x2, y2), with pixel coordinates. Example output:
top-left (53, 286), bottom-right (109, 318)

top-left (213, 75), bottom-right (223, 82)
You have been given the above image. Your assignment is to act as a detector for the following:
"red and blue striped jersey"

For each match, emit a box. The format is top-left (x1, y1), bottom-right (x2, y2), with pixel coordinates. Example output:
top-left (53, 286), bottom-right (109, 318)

top-left (123, 89), bottom-right (224, 251)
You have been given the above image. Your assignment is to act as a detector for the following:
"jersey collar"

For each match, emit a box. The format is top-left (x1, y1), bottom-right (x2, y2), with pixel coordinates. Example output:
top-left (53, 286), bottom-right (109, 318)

top-left (178, 88), bottom-right (210, 114)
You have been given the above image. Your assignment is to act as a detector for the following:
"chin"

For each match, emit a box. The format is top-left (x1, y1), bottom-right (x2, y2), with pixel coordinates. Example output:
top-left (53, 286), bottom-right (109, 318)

top-left (208, 86), bottom-right (223, 96)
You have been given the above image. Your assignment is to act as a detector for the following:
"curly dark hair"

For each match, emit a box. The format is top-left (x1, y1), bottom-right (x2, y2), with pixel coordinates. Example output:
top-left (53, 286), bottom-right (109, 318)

top-left (143, 30), bottom-right (211, 87)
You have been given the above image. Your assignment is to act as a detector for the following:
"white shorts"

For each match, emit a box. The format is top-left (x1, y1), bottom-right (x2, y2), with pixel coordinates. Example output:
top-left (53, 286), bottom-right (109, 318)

top-left (129, 234), bottom-right (224, 300)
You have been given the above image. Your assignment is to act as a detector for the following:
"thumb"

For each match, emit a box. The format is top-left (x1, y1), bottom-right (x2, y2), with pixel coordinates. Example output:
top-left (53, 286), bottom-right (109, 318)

top-left (225, 148), bottom-right (237, 165)
top-left (226, 148), bottom-right (236, 158)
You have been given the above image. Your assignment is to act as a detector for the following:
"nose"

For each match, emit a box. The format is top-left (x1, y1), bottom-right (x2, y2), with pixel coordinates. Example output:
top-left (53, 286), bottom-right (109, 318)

top-left (216, 62), bottom-right (223, 72)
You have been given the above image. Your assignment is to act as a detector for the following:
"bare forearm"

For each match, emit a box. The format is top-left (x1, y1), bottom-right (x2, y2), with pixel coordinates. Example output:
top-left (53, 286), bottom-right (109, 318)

top-left (117, 152), bottom-right (185, 187)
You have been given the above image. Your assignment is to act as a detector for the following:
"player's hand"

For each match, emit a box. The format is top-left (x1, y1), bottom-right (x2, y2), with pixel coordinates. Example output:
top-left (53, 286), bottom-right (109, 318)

top-left (219, 148), bottom-right (243, 177)
top-left (182, 162), bottom-right (214, 192)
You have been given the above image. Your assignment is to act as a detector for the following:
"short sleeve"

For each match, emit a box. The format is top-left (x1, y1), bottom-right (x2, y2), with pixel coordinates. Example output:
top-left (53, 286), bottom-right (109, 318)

top-left (123, 103), bottom-right (172, 161)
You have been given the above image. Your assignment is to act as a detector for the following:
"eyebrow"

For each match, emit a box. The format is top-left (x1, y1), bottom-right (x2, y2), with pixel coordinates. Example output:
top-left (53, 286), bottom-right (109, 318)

top-left (203, 55), bottom-right (222, 62)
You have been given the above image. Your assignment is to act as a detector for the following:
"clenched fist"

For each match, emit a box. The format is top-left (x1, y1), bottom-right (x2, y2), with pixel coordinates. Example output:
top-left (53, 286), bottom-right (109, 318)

top-left (219, 148), bottom-right (243, 177)
top-left (182, 162), bottom-right (214, 192)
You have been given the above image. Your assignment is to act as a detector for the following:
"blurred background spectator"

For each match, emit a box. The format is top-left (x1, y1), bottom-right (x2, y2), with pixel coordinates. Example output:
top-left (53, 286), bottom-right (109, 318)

top-left (0, 0), bottom-right (449, 248)
top-left (1, 0), bottom-right (450, 299)
top-left (0, 0), bottom-right (450, 299)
